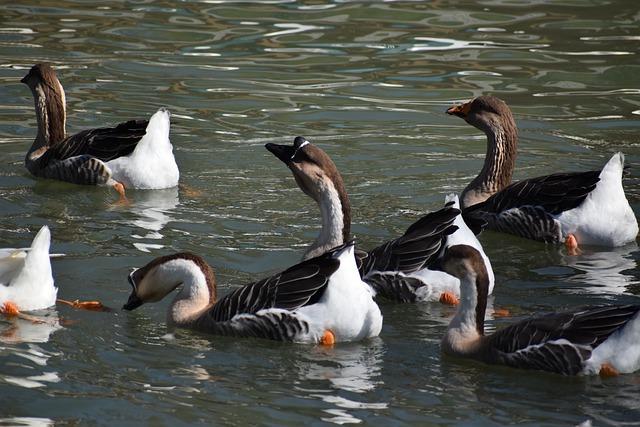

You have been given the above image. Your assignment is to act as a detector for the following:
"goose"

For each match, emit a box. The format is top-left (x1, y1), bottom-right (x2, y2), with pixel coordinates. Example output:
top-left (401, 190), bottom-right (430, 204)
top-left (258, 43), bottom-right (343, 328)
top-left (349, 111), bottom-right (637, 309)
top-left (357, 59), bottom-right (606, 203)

top-left (0, 226), bottom-right (57, 315)
top-left (21, 64), bottom-right (179, 196)
top-left (123, 241), bottom-right (382, 344)
top-left (265, 136), bottom-right (495, 303)
top-left (446, 95), bottom-right (638, 249)
top-left (437, 244), bottom-right (640, 376)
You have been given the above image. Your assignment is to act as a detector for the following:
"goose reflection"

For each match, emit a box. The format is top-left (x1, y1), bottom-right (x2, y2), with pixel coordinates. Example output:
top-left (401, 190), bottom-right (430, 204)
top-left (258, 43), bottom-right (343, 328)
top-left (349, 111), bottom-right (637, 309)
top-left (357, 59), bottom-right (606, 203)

top-left (295, 340), bottom-right (385, 394)
top-left (294, 340), bottom-right (388, 424)
top-left (117, 187), bottom-right (179, 251)
top-left (0, 311), bottom-right (61, 344)
top-left (560, 243), bottom-right (639, 295)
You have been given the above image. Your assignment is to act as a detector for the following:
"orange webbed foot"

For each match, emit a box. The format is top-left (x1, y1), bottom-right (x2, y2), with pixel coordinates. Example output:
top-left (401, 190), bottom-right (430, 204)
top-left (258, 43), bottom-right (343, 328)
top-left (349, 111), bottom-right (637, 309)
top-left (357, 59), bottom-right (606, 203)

top-left (320, 330), bottom-right (335, 346)
top-left (57, 299), bottom-right (114, 312)
top-left (491, 309), bottom-right (511, 318)
top-left (1, 302), bottom-right (46, 324)
top-left (599, 364), bottom-right (619, 378)
top-left (439, 292), bottom-right (459, 306)
top-left (178, 183), bottom-right (206, 198)
top-left (565, 234), bottom-right (581, 255)
top-left (1, 302), bottom-right (20, 316)
top-left (112, 183), bottom-right (133, 207)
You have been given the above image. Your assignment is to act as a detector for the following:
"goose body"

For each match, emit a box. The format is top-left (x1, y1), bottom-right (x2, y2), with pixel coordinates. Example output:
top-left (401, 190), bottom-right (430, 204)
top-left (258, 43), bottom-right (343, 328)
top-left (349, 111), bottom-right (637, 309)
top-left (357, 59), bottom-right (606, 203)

top-left (447, 95), bottom-right (638, 247)
top-left (0, 226), bottom-right (57, 311)
top-left (266, 136), bottom-right (495, 302)
top-left (123, 242), bottom-right (382, 343)
top-left (21, 64), bottom-right (179, 192)
top-left (438, 244), bottom-right (640, 376)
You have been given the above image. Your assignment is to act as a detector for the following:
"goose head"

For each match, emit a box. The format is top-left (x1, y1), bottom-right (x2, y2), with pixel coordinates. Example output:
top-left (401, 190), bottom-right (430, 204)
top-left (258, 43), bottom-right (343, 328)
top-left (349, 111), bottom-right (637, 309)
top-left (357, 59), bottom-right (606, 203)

top-left (446, 95), bottom-right (516, 135)
top-left (266, 137), bottom-right (352, 259)
top-left (123, 252), bottom-right (217, 312)
top-left (21, 64), bottom-right (67, 150)
top-left (435, 244), bottom-right (490, 337)
top-left (266, 137), bottom-right (349, 206)
top-left (446, 95), bottom-right (518, 208)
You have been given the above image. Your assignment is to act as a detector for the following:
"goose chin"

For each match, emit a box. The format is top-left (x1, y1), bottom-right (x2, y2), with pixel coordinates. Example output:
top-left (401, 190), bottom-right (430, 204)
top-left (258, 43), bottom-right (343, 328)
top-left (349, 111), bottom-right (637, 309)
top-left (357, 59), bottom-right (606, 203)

top-left (123, 292), bottom-right (144, 311)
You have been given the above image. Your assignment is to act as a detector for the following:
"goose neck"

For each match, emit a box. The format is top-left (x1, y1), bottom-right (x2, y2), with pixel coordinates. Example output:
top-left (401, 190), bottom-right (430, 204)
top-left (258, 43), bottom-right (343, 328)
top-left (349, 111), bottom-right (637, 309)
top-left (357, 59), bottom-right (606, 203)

top-left (461, 120), bottom-right (517, 208)
top-left (302, 180), bottom-right (351, 260)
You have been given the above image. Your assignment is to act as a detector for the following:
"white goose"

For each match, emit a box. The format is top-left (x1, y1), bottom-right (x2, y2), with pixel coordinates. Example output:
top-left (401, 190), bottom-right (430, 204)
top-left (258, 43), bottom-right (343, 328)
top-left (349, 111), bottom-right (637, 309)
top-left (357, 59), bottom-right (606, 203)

top-left (0, 226), bottom-right (57, 313)
top-left (447, 95), bottom-right (638, 249)
top-left (265, 136), bottom-right (495, 303)
top-left (438, 244), bottom-right (640, 376)
top-left (123, 242), bottom-right (382, 344)
top-left (21, 64), bottom-right (179, 196)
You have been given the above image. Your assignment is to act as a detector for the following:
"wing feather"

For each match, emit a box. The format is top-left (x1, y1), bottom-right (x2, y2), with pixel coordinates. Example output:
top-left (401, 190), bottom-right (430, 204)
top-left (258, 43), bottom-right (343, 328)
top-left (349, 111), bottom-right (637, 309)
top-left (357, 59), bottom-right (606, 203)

top-left (208, 244), bottom-right (346, 322)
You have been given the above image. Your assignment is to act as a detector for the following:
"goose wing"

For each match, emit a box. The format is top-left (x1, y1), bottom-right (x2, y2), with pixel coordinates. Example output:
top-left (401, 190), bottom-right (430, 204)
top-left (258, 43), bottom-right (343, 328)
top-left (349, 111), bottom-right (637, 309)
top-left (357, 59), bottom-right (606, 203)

top-left (37, 119), bottom-right (148, 167)
top-left (361, 206), bottom-right (459, 276)
top-left (208, 244), bottom-right (345, 322)
top-left (484, 305), bottom-right (640, 375)
top-left (463, 171), bottom-right (600, 242)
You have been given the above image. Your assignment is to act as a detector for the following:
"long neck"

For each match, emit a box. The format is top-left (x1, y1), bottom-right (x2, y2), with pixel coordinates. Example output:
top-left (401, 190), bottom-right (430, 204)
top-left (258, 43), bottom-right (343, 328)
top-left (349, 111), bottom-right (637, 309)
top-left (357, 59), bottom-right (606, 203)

top-left (26, 76), bottom-right (67, 162)
top-left (167, 262), bottom-right (217, 327)
top-left (441, 270), bottom-right (488, 357)
top-left (302, 179), bottom-right (351, 260)
top-left (461, 119), bottom-right (517, 208)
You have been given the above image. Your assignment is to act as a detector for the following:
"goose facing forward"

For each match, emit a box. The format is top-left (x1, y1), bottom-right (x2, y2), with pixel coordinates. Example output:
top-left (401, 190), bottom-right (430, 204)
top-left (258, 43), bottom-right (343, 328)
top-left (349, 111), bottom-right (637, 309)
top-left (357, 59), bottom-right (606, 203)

top-left (21, 64), bottom-right (179, 195)
top-left (438, 244), bottom-right (640, 376)
top-left (265, 136), bottom-right (495, 303)
top-left (123, 242), bottom-right (382, 344)
top-left (446, 95), bottom-right (638, 248)
top-left (0, 226), bottom-right (57, 313)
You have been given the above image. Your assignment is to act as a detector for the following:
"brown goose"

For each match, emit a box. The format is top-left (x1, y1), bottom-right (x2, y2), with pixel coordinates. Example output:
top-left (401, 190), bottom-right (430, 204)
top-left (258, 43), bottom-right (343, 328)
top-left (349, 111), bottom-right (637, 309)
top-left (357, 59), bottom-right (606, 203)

top-left (21, 64), bottom-right (179, 195)
top-left (447, 95), bottom-right (638, 249)
top-left (123, 241), bottom-right (382, 344)
top-left (438, 244), bottom-right (640, 376)
top-left (266, 136), bottom-right (495, 303)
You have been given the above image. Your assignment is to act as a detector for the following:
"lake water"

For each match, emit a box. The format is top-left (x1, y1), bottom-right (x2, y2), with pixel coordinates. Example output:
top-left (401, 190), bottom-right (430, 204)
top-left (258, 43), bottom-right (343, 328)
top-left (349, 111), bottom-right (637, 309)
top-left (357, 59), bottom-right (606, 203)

top-left (1, 0), bottom-right (639, 425)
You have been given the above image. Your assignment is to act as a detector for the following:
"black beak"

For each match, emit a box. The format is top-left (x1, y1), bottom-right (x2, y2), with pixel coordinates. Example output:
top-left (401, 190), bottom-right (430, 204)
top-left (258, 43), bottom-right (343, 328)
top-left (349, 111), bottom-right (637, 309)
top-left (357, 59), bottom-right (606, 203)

top-left (123, 292), bottom-right (143, 311)
top-left (265, 142), bottom-right (295, 165)
top-left (122, 272), bottom-right (143, 310)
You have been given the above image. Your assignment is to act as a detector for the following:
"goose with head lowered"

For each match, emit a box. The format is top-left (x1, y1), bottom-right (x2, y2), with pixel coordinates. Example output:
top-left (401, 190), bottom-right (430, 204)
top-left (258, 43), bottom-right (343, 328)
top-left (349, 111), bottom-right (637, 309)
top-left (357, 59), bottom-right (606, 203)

top-left (446, 95), bottom-right (638, 250)
top-left (437, 244), bottom-right (640, 376)
top-left (123, 241), bottom-right (382, 344)
top-left (265, 136), bottom-right (494, 304)
top-left (21, 64), bottom-right (179, 196)
top-left (0, 226), bottom-right (57, 315)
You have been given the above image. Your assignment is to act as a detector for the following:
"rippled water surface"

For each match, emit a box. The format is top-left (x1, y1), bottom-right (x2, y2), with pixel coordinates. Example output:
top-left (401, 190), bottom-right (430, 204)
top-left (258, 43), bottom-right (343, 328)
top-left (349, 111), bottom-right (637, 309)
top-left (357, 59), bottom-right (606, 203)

top-left (1, 1), bottom-right (639, 425)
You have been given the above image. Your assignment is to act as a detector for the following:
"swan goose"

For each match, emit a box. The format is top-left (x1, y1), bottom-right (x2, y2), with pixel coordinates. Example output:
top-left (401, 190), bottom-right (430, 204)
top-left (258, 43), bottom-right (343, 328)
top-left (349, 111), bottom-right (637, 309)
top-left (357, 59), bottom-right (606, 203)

top-left (0, 226), bottom-right (57, 315)
top-left (0, 226), bottom-right (110, 320)
top-left (265, 136), bottom-right (495, 303)
top-left (446, 95), bottom-right (638, 249)
top-left (123, 242), bottom-right (382, 344)
top-left (21, 63), bottom-right (179, 196)
top-left (437, 244), bottom-right (640, 376)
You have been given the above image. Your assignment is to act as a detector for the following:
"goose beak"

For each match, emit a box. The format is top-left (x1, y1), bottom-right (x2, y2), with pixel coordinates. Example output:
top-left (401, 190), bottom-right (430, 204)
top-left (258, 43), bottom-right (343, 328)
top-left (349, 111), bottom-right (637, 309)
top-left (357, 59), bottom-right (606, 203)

top-left (123, 291), bottom-right (143, 311)
top-left (446, 98), bottom-right (474, 118)
top-left (123, 271), bottom-right (143, 310)
top-left (265, 142), bottom-right (295, 165)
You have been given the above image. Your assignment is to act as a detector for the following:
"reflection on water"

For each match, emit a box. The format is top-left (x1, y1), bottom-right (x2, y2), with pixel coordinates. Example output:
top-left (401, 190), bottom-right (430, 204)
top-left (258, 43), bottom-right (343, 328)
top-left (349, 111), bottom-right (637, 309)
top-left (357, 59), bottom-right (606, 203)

top-left (0, 313), bottom-right (61, 345)
top-left (113, 187), bottom-right (180, 252)
top-left (297, 340), bottom-right (384, 394)
top-left (0, 418), bottom-right (54, 427)
top-left (295, 340), bottom-right (388, 425)
top-left (562, 244), bottom-right (640, 295)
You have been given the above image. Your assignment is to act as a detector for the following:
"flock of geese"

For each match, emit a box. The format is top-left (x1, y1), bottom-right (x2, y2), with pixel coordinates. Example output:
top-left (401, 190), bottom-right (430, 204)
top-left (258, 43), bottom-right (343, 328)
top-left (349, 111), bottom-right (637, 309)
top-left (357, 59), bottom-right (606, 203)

top-left (3, 63), bottom-right (640, 377)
